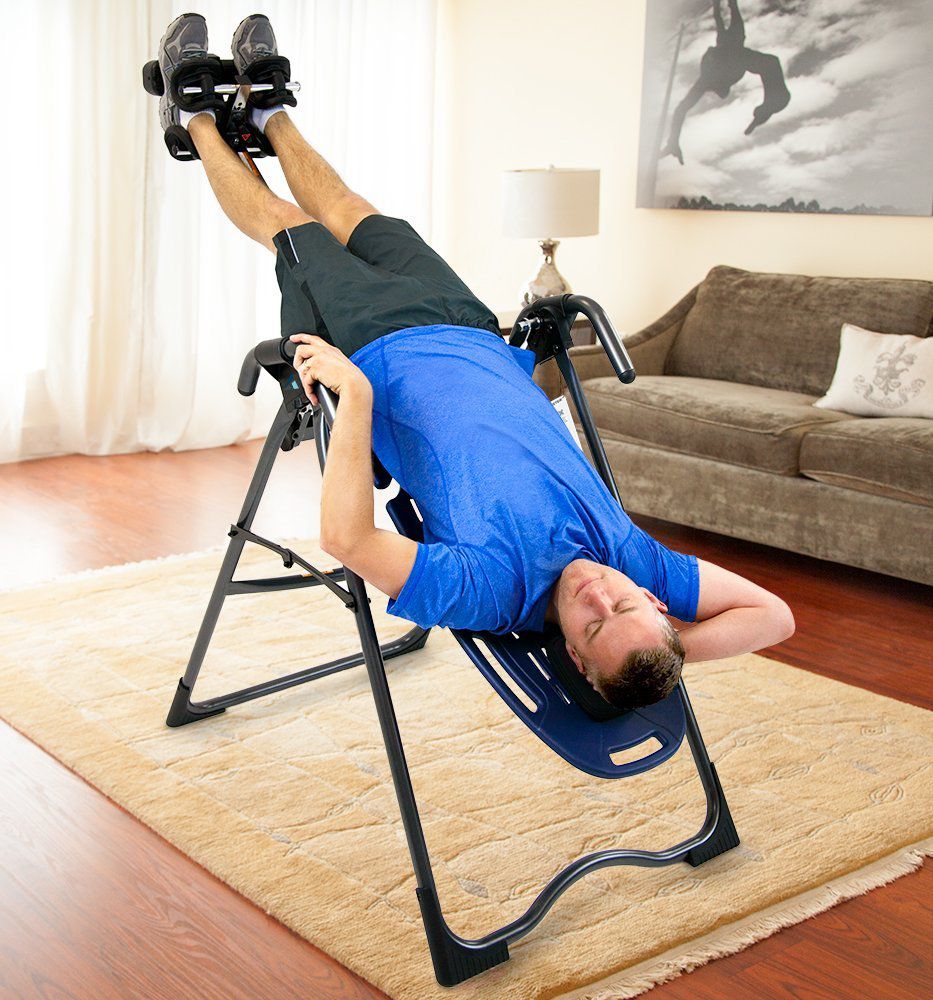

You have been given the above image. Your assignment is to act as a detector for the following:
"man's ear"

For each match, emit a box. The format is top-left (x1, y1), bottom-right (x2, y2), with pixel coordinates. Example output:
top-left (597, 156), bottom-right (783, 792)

top-left (640, 587), bottom-right (668, 613)
top-left (565, 640), bottom-right (585, 675)
top-left (565, 643), bottom-right (599, 690)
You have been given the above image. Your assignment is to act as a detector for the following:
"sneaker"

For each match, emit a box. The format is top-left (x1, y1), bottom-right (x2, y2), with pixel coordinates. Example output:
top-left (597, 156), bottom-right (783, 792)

top-left (231, 13), bottom-right (277, 71)
top-left (157, 12), bottom-right (221, 131)
top-left (231, 13), bottom-right (297, 109)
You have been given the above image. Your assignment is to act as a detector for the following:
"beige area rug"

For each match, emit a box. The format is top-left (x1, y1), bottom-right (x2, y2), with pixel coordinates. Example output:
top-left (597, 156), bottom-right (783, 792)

top-left (1, 542), bottom-right (931, 1000)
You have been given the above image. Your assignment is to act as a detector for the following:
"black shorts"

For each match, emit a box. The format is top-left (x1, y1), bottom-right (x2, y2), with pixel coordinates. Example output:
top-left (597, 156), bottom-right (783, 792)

top-left (273, 214), bottom-right (500, 357)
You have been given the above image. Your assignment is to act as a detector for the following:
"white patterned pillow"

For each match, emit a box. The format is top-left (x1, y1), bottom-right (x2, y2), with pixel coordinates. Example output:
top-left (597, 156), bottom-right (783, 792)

top-left (814, 323), bottom-right (933, 418)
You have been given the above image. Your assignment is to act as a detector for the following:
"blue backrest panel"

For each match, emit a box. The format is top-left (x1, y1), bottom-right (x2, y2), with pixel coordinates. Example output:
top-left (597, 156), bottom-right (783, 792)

top-left (384, 486), bottom-right (687, 780)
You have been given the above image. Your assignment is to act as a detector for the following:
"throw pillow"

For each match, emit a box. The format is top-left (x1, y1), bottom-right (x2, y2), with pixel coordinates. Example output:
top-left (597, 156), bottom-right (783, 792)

top-left (814, 323), bottom-right (933, 418)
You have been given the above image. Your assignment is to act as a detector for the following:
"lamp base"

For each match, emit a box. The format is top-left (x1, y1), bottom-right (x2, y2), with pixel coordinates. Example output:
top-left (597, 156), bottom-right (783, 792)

top-left (521, 239), bottom-right (571, 306)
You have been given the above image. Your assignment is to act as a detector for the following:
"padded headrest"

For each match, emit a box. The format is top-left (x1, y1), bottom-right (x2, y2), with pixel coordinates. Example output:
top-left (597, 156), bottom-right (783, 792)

top-left (544, 631), bottom-right (627, 722)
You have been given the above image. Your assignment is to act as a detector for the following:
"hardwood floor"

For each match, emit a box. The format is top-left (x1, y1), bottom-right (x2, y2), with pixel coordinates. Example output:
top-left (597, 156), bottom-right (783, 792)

top-left (1, 441), bottom-right (930, 999)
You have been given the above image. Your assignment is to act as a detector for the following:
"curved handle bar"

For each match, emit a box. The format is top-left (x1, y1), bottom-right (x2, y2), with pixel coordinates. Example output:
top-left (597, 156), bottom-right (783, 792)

top-left (516, 294), bottom-right (636, 384)
top-left (238, 337), bottom-right (293, 396)
top-left (562, 294), bottom-right (636, 384)
top-left (237, 351), bottom-right (262, 396)
top-left (237, 336), bottom-right (340, 424)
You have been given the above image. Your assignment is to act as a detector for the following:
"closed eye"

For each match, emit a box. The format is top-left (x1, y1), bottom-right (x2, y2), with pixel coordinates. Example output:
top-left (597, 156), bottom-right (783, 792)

top-left (585, 600), bottom-right (634, 640)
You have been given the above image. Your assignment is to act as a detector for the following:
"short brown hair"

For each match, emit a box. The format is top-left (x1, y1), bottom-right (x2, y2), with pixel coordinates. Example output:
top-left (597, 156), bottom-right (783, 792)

top-left (596, 620), bottom-right (685, 711)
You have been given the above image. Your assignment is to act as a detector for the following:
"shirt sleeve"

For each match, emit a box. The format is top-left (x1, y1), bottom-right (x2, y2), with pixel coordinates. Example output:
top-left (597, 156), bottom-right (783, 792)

top-left (626, 525), bottom-right (700, 623)
top-left (386, 541), bottom-right (515, 632)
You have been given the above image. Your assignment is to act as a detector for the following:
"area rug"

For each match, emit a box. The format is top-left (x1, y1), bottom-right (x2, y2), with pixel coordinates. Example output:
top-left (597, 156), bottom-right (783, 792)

top-left (1, 542), bottom-right (930, 1000)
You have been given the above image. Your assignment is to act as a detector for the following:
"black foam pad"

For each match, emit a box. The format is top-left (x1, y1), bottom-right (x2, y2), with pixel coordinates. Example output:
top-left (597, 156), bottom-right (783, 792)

top-left (245, 55), bottom-right (298, 109)
top-left (543, 631), bottom-right (627, 722)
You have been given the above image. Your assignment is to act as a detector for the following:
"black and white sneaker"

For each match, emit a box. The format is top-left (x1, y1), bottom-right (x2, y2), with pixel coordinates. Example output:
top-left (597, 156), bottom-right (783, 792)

top-left (231, 13), bottom-right (297, 109)
top-left (157, 12), bottom-right (222, 131)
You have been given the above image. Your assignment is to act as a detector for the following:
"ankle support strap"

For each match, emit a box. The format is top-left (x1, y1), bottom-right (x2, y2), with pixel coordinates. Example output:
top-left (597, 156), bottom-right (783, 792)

top-left (244, 55), bottom-right (298, 109)
top-left (170, 55), bottom-right (227, 114)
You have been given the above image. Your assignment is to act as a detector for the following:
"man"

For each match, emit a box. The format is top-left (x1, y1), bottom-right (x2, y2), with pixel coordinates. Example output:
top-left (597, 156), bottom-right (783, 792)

top-left (156, 14), bottom-right (794, 711)
top-left (661, 0), bottom-right (791, 164)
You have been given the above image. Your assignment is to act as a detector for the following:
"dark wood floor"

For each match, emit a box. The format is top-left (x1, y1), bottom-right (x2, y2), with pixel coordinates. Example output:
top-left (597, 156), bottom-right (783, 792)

top-left (1, 440), bottom-right (931, 999)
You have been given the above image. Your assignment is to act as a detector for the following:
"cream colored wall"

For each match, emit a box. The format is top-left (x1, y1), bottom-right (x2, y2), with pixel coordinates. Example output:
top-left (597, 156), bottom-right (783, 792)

top-left (432, 0), bottom-right (933, 334)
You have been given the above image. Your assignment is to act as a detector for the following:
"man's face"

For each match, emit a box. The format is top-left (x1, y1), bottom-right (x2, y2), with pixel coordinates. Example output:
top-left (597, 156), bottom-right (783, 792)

top-left (554, 559), bottom-right (669, 691)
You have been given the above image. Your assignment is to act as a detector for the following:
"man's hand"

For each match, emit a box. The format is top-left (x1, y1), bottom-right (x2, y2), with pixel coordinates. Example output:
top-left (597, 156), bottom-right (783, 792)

top-left (290, 333), bottom-right (371, 405)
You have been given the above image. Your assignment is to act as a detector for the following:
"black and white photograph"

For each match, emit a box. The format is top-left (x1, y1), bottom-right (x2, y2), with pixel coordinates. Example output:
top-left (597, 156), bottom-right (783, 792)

top-left (637, 0), bottom-right (933, 215)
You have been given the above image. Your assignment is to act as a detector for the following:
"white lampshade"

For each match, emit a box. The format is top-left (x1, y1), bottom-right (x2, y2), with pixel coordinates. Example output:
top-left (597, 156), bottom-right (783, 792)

top-left (502, 167), bottom-right (600, 239)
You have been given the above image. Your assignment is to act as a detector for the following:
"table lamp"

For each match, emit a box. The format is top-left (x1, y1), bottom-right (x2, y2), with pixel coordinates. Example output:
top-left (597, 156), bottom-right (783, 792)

top-left (502, 166), bottom-right (600, 306)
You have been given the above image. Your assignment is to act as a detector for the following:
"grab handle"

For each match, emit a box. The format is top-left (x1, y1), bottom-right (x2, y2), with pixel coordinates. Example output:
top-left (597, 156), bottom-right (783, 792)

top-left (561, 294), bottom-right (635, 384)
top-left (237, 351), bottom-right (262, 396)
top-left (514, 294), bottom-right (636, 384)
top-left (237, 337), bottom-right (294, 396)
top-left (237, 335), bottom-right (340, 426)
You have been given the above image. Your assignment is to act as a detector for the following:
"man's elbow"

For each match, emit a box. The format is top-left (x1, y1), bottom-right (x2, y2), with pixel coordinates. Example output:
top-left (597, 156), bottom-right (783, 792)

top-left (320, 530), bottom-right (355, 565)
top-left (321, 528), bottom-right (376, 574)
top-left (766, 597), bottom-right (795, 645)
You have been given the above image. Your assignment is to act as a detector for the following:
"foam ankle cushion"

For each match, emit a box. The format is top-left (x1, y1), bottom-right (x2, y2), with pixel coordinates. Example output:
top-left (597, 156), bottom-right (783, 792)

top-left (171, 54), bottom-right (226, 112)
top-left (247, 55), bottom-right (297, 109)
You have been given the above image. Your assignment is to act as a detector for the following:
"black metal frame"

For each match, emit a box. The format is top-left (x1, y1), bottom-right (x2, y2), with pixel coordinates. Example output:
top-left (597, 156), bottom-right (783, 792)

top-left (165, 399), bottom-right (429, 728)
top-left (167, 298), bottom-right (738, 986)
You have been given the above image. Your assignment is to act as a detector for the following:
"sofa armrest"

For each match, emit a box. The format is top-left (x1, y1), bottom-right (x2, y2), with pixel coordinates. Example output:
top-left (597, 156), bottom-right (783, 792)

top-left (624, 284), bottom-right (698, 375)
top-left (532, 284), bottom-right (698, 396)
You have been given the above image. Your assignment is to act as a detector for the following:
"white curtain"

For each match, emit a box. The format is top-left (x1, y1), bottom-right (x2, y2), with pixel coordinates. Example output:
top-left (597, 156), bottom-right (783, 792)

top-left (0, 0), bottom-right (436, 463)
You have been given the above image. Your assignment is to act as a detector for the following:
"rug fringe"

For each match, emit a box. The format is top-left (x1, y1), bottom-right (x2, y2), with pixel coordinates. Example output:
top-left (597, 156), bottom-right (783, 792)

top-left (559, 839), bottom-right (932, 1000)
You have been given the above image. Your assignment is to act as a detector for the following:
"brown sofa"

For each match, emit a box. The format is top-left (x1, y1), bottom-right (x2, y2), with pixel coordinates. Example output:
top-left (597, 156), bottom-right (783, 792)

top-left (536, 266), bottom-right (933, 586)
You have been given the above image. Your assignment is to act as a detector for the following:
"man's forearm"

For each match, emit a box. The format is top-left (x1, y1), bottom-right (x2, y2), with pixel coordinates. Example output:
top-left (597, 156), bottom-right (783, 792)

top-left (679, 603), bottom-right (794, 663)
top-left (319, 383), bottom-right (377, 556)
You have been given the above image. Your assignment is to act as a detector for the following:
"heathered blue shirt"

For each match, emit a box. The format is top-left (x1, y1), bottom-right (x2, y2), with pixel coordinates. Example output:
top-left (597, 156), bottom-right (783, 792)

top-left (350, 325), bottom-right (699, 634)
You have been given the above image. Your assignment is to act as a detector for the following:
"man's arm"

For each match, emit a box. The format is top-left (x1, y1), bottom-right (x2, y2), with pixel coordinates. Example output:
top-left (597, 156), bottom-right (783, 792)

top-left (677, 558), bottom-right (795, 662)
top-left (290, 334), bottom-right (418, 599)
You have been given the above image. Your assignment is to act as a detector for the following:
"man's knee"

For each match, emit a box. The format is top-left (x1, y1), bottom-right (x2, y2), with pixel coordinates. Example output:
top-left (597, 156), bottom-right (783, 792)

top-left (335, 191), bottom-right (375, 216)
top-left (263, 199), bottom-right (314, 252)
top-left (327, 192), bottom-right (377, 244)
top-left (272, 199), bottom-right (314, 233)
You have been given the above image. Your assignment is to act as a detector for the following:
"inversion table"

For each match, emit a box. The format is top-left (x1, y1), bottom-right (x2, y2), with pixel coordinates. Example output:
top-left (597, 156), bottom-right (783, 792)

top-left (166, 292), bottom-right (740, 987)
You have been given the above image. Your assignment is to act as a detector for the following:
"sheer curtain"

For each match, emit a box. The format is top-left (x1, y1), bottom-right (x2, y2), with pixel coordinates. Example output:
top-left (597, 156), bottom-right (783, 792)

top-left (0, 0), bottom-right (436, 463)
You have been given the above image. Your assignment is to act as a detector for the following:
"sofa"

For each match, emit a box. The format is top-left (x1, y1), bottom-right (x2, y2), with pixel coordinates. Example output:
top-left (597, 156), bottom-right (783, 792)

top-left (536, 266), bottom-right (933, 586)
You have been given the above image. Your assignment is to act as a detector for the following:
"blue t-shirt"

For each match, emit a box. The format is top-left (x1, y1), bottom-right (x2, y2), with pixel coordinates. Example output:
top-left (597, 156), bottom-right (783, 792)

top-left (351, 325), bottom-right (699, 634)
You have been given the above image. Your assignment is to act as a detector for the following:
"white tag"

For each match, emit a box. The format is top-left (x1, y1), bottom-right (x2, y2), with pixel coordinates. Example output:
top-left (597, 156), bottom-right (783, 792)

top-left (551, 394), bottom-right (583, 449)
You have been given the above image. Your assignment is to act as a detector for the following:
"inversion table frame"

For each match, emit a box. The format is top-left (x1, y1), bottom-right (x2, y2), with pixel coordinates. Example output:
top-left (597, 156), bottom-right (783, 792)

top-left (167, 294), bottom-right (739, 987)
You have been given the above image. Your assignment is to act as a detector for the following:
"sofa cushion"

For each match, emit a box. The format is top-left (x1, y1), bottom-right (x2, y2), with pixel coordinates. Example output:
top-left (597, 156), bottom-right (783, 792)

top-left (799, 418), bottom-right (933, 506)
top-left (665, 266), bottom-right (933, 396)
top-left (583, 375), bottom-right (853, 475)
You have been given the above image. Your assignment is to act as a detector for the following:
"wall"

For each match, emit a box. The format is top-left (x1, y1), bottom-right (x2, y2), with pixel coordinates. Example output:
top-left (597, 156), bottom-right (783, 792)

top-left (432, 0), bottom-right (933, 333)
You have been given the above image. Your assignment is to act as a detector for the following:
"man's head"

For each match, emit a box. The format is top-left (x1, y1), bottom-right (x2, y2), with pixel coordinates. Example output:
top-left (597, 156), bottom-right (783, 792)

top-left (551, 558), bottom-right (684, 710)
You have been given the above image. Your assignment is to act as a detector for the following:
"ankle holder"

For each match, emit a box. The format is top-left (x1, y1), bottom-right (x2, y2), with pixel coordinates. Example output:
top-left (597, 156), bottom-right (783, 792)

top-left (244, 55), bottom-right (298, 109)
top-left (163, 125), bottom-right (199, 161)
top-left (171, 55), bottom-right (227, 114)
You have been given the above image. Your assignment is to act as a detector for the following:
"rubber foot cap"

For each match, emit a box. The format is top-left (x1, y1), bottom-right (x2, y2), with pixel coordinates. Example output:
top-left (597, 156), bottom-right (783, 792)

top-left (166, 678), bottom-right (226, 728)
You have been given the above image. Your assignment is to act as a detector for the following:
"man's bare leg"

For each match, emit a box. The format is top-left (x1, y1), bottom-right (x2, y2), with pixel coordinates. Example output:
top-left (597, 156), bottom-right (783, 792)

top-left (187, 113), bottom-right (312, 252)
top-left (263, 112), bottom-right (377, 245)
